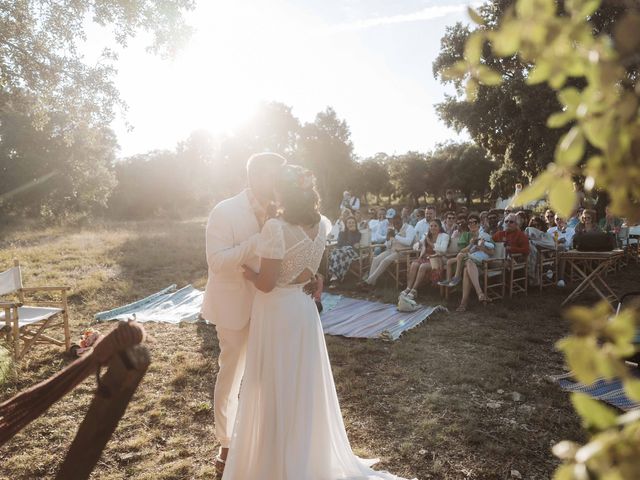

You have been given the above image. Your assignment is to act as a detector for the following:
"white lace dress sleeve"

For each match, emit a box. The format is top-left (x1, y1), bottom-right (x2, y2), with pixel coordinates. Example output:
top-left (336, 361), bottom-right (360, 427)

top-left (256, 218), bottom-right (286, 260)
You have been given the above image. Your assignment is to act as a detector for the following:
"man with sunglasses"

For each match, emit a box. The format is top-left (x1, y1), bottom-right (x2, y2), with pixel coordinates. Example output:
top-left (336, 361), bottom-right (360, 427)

top-left (486, 210), bottom-right (500, 236)
top-left (442, 211), bottom-right (457, 236)
top-left (492, 213), bottom-right (530, 256)
top-left (544, 209), bottom-right (556, 229)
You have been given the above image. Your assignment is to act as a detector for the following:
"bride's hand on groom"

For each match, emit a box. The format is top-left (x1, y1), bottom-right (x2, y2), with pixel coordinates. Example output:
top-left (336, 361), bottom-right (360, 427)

top-left (242, 265), bottom-right (258, 283)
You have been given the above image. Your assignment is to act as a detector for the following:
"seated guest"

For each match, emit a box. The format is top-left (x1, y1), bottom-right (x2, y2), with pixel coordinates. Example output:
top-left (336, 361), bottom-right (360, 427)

top-left (425, 205), bottom-right (437, 222)
top-left (440, 189), bottom-right (457, 213)
top-left (371, 208), bottom-right (394, 244)
top-left (486, 210), bottom-right (501, 236)
top-left (354, 209), bottom-right (369, 231)
top-left (548, 215), bottom-right (575, 288)
top-left (414, 209), bottom-right (430, 245)
top-left (368, 207), bottom-right (384, 231)
top-left (528, 216), bottom-right (547, 232)
top-left (567, 206), bottom-right (585, 229)
top-left (334, 207), bottom-right (353, 233)
top-left (401, 206), bottom-right (412, 225)
top-left (515, 210), bottom-right (530, 231)
top-left (492, 213), bottom-right (530, 257)
top-left (457, 218), bottom-right (497, 311)
top-left (439, 214), bottom-right (492, 287)
top-left (409, 208), bottom-right (424, 227)
top-left (598, 206), bottom-right (623, 233)
top-left (363, 214), bottom-right (416, 286)
top-left (574, 208), bottom-right (600, 234)
top-left (448, 216), bottom-right (470, 255)
top-left (328, 216), bottom-right (361, 283)
top-left (479, 211), bottom-right (489, 233)
top-left (401, 219), bottom-right (449, 300)
top-left (442, 211), bottom-right (457, 236)
top-left (459, 205), bottom-right (469, 216)
top-left (544, 209), bottom-right (556, 229)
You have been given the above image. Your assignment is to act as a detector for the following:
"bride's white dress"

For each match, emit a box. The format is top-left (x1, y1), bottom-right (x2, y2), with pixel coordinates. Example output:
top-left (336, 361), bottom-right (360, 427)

top-left (222, 217), bottom-right (414, 480)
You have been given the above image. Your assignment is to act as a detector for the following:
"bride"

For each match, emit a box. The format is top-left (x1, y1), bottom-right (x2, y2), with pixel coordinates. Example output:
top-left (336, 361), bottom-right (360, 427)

top-left (222, 165), bottom-right (414, 480)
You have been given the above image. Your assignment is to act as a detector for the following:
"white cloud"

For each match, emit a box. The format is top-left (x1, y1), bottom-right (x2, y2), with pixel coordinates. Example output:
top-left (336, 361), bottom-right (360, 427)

top-left (325, 1), bottom-right (482, 33)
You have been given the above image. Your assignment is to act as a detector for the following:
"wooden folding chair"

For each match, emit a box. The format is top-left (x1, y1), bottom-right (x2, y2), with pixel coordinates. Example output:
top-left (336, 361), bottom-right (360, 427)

top-left (0, 260), bottom-right (71, 360)
top-left (346, 245), bottom-right (375, 282)
top-left (482, 258), bottom-right (507, 301)
top-left (535, 246), bottom-right (558, 293)
top-left (507, 254), bottom-right (528, 297)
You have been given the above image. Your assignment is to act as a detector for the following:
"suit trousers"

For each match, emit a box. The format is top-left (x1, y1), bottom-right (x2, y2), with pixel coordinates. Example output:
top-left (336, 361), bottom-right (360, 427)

top-left (366, 250), bottom-right (400, 285)
top-left (214, 323), bottom-right (249, 448)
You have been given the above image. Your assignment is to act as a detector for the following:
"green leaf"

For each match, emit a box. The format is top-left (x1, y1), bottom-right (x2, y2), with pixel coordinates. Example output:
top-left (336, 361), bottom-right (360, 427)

top-left (547, 112), bottom-right (574, 129)
top-left (527, 62), bottom-right (552, 85)
top-left (441, 61), bottom-right (469, 81)
top-left (553, 464), bottom-right (575, 480)
top-left (467, 6), bottom-right (485, 25)
top-left (464, 32), bottom-right (484, 64)
top-left (512, 170), bottom-right (553, 206)
top-left (578, 0), bottom-right (601, 18)
top-left (571, 392), bottom-right (618, 430)
top-left (476, 66), bottom-right (502, 86)
top-left (556, 336), bottom-right (599, 384)
top-left (465, 78), bottom-right (479, 102)
top-left (582, 118), bottom-right (608, 149)
top-left (490, 22), bottom-right (521, 56)
top-left (549, 176), bottom-right (576, 217)
top-left (558, 87), bottom-right (582, 108)
top-left (555, 127), bottom-right (585, 167)
top-left (623, 377), bottom-right (640, 401)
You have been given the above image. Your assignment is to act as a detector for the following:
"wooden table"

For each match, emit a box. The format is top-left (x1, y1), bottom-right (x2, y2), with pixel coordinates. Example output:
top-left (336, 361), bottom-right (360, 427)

top-left (559, 249), bottom-right (624, 307)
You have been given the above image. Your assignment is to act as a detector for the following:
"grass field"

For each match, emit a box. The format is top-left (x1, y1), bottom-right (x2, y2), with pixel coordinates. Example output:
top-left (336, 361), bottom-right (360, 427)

top-left (1, 218), bottom-right (636, 479)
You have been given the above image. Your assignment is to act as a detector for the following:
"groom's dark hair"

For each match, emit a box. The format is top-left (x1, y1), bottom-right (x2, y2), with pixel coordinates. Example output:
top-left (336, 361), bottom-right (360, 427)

top-left (246, 152), bottom-right (287, 178)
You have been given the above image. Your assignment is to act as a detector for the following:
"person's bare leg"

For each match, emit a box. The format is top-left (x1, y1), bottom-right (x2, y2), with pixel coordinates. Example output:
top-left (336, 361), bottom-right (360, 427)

top-left (405, 261), bottom-right (420, 290)
top-left (466, 260), bottom-right (485, 300)
top-left (445, 257), bottom-right (456, 281)
top-left (458, 268), bottom-right (472, 311)
top-left (453, 252), bottom-right (466, 279)
top-left (414, 263), bottom-right (432, 290)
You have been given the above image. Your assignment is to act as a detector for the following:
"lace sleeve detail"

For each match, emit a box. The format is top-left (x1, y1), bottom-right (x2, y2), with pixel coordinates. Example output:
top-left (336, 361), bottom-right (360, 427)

top-left (256, 218), bottom-right (285, 260)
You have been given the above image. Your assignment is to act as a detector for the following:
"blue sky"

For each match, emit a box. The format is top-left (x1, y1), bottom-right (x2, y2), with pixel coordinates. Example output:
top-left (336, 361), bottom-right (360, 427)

top-left (96, 0), bottom-right (477, 159)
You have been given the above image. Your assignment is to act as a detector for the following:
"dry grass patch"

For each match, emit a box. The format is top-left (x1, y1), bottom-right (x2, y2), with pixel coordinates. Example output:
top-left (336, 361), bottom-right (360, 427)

top-left (1, 219), bottom-right (638, 479)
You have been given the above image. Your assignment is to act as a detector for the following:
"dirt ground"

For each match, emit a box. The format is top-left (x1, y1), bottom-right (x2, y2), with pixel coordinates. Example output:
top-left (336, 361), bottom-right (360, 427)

top-left (1, 218), bottom-right (637, 479)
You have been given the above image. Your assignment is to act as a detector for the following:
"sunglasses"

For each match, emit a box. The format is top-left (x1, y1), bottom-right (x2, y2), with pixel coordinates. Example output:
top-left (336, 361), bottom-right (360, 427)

top-left (446, 216), bottom-right (455, 220)
top-left (468, 220), bottom-right (478, 225)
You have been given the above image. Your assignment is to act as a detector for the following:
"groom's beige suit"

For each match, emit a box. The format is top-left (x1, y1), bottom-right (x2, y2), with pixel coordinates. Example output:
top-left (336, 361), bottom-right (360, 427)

top-left (201, 189), bottom-right (262, 448)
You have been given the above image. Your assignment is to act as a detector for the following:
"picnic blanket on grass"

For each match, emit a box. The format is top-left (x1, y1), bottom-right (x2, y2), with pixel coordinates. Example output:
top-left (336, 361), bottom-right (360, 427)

top-left (320, 293), bottom-right (446, 340)
top-left (553, 372), bottom-right (640, 411)
top-left (95, 286), bottom-right (445, 340)
top-left (95, 284), bottom-right (204, 324)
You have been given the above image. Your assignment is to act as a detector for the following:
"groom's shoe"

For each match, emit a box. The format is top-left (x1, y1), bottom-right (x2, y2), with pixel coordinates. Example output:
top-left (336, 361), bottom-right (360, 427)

top-left (215, 447), bottom-right (228, 477)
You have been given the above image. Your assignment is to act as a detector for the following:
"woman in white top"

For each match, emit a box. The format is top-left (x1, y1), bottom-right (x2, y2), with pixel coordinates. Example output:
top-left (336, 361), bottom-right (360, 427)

top-left (400, 219), bottom-right (449, 300)
top-left (223, 165), bottom-right (414, 480)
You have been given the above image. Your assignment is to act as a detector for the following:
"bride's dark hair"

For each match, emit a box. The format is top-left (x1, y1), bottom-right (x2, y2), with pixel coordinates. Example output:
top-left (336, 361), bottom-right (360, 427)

top-left (276, 165), bottom-right (321, 226)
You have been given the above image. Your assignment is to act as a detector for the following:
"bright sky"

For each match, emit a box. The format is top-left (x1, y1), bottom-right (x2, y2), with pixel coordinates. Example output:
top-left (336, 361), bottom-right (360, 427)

top-left (92, 0), bottom-right (477, 159)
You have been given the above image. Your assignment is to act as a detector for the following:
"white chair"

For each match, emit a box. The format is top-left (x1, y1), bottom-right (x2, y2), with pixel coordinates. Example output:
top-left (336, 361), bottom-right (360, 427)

top-left (0, 260), bottom-right (71, 360)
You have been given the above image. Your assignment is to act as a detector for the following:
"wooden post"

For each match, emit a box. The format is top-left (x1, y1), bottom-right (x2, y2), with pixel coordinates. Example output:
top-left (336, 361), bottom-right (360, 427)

top-left (55, 345), bottom-right (150, 480)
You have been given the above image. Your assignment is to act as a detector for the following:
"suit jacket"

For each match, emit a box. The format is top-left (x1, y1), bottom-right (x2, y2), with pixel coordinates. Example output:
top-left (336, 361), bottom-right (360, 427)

top-left (201, 190), bottom-right (261, 330)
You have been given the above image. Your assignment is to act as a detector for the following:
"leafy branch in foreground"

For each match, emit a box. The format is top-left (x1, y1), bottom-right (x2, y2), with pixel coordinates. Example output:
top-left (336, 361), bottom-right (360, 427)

top-left (446, 1), bottom-right (640, 478)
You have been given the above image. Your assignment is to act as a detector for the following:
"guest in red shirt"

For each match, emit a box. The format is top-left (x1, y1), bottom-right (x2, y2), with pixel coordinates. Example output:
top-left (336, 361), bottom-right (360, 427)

top-left (492, 213), bottom-right (530, 256)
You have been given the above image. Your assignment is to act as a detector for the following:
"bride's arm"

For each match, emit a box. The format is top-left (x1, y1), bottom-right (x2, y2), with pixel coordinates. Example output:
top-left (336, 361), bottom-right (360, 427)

top-left (242, 258), bottom-right (281, 293)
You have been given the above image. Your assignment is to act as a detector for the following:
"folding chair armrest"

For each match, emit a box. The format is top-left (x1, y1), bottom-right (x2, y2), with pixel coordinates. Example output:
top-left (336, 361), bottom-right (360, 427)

top-left (20, 286), bottom-right (71, 293)
top-left (0, 301), bottom-right (23, 308)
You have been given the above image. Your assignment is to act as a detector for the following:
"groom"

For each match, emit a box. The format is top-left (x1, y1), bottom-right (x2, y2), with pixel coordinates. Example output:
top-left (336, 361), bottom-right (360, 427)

top-left (201, 152), bottom-right (287, 473)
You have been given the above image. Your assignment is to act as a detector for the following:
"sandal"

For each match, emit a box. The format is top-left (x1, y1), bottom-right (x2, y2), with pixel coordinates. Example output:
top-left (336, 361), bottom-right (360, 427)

top-left (478, 293), bottom-right (489, 304)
